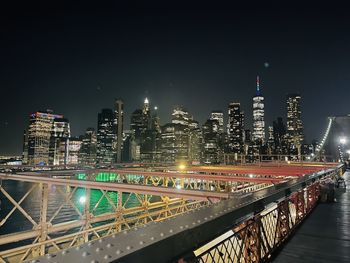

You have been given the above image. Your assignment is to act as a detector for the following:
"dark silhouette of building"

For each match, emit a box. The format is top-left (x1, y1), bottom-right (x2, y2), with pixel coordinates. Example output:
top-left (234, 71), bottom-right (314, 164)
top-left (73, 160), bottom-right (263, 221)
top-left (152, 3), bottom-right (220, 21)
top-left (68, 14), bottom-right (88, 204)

top-left (96, 109), bottom-right (115, 167)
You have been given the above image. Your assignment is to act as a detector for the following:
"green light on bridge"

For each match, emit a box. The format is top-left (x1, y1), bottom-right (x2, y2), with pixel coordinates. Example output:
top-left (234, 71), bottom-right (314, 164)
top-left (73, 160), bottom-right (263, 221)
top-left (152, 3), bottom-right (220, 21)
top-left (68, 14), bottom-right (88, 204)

top-left (76, 173), bottom-right (143, 182)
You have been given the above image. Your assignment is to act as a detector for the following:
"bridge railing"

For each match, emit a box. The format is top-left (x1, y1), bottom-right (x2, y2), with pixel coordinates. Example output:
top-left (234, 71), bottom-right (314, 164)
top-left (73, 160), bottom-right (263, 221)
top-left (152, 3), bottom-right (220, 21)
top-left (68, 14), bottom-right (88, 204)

top-left (0, 174), bottom-right (223, 262)
top-left (37, 164), bottom-right (344, 263)
top-left (222, 154), bottom-right (336, 166)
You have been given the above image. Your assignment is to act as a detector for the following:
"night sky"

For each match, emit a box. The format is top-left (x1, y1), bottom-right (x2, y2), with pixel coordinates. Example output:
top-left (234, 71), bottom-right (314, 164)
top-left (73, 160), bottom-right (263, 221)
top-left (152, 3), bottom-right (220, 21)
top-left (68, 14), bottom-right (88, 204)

top-left (1, 2), bottom-right (350, 155)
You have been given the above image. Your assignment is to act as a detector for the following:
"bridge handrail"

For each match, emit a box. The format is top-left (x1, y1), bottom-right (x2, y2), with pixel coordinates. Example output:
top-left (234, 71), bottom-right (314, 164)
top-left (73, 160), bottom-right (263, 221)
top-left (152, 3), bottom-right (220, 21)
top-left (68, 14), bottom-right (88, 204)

top-left (35, 164), bottom-right (344, 263)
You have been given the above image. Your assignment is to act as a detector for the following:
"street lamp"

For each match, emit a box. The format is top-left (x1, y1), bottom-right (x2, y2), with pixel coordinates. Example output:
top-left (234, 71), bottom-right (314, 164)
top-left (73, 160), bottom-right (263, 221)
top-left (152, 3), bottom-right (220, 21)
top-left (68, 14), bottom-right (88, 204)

top-left (339, 137), bottom-right (347, 145)
top-left (178, 163), bottom-right (186, 170)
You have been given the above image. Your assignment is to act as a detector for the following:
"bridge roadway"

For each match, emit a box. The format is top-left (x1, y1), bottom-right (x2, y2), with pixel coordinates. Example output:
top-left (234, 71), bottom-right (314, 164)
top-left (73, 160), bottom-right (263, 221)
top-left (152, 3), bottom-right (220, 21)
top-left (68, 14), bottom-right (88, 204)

top-left (273, 171), bottom-right (350, 263)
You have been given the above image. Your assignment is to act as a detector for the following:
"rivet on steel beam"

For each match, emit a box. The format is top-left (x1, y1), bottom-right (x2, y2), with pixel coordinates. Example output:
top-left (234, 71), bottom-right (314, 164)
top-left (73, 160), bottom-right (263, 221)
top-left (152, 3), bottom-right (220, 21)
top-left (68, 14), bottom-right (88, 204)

top-left (160, 232), bottom-right (164, 237)
top-left (126, 245), bottom-right (132, 250)
top-left (90, 260), bottom-right (98, 263)
top-left (88, 242), bottom-right (94, 246)
top-left (61, 250), bottom-right (69, 255)
top-left (75, 246), bottom-right (81, 251)
top-left (204, 217), bottom-right (208, 220)
top-left (112, 234), bottom-right (116, 238)
top-left (107, 243), bottom-right (114, 248)
top-left (150, 237), bottom-right (155, 241)
top-left (123, 231), bottom-right (128, 235)
top-left (180, 225), bottom-right (184, 229)
top-left (96, 247), bottom-right (103, 252)
top-left (82, 251), bottom-right (89, 257)
top-left (104, 255), bottom-right (111, 260)
top-left (116, 250), bottom-right (122, 255)
top-left (139, 241), bottom-right (145, 245)
top-left (169, 229), bottom-right (173, 233)
top-left (98, 239), bottom-right (103, 243)
top-left (197, 220), bottom-right (201, 223)
top-left (185, 225), bottom-right (189, 228)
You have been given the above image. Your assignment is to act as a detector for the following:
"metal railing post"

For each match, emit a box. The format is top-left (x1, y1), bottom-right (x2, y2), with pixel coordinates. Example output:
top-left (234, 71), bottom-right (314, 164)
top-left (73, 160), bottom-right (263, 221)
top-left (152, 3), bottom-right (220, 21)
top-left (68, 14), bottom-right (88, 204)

top-left (84, 188), bottom-right (91, 243)
top-left (39, 183), bottom-right (49, 256)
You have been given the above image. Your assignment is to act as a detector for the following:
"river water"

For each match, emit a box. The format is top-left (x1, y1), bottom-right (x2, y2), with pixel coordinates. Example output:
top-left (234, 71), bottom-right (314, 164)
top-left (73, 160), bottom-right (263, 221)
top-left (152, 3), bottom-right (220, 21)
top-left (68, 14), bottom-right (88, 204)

top-left (0, 178), bottom-right (141, 250)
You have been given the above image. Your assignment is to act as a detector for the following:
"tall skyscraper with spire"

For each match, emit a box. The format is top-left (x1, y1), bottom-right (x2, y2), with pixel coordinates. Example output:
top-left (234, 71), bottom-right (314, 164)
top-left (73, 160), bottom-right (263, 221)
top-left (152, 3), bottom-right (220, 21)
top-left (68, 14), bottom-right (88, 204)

top-left (252, 76), bottom-right (265, 143)
top-left (142, 97), bottom-right (151, 129)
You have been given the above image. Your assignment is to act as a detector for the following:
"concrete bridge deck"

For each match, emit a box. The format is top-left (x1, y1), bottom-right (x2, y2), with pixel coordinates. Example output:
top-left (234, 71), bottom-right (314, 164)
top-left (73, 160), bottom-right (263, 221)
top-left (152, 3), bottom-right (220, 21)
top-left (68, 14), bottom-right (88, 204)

top-left (273, 171), bottom-right (350, 263)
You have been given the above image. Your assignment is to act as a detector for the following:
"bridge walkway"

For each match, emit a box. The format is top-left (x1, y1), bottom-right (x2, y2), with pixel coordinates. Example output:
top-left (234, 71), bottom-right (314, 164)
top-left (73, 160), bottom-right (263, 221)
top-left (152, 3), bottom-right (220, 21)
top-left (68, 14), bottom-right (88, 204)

top-left (273, 171), bottom-right (350, 263)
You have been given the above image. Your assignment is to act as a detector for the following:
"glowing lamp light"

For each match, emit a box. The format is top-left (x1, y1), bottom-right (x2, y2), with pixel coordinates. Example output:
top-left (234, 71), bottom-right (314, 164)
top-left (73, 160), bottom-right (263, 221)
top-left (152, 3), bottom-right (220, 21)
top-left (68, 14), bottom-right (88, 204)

top-left (248, 174), bottom-right (254, 178)
top-left (347, 150), bottom-right (350, 154)
top-left (178, 164), bottom-right (186, 170)
top-left (176, 184), bottom-right (182, 190)
top-left (154, 106), bottom-right (158, 110)
top-left (79, 196), bottom-right (86, 204)
top-left (339, 137), bottom-right (347, 145)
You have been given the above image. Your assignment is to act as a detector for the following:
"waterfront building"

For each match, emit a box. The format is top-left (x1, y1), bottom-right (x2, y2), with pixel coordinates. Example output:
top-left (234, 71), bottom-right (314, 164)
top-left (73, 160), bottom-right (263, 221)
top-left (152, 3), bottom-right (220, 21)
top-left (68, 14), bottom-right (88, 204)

top-left (27, 110), bottom-right (64, 165)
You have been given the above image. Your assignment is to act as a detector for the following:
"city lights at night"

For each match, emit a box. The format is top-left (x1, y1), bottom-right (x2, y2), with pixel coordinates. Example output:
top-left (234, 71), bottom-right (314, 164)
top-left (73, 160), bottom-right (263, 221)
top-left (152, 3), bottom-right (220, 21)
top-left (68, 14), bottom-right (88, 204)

top-left (0, 2), bottom-right (349, 263)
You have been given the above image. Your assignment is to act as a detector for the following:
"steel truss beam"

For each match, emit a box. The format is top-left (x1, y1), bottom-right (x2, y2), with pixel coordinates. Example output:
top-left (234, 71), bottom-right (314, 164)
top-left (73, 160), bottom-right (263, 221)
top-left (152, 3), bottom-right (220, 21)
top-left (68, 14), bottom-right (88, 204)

top-left (38, 165), bottom-right (341, 263)
top-left (0, 175), bottom-right (212, 262)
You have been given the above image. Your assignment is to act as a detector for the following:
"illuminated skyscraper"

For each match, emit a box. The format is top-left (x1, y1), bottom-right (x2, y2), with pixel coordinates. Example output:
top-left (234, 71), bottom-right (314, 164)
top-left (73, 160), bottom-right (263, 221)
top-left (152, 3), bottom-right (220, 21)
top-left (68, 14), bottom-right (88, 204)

top-left (66, 137), bottom-right (82, 164)
top-left (27, 110), bottom-right (64, 165)
top-left (273, 117), bottom-right (288, 154)
top-left (210, 110), bottom-right (224, 134)
top-left (267, 126), bottom-right (275, 154)
top-left (114, 99), bottom-right (124, 163)
top-left (146, 106), bottom-right (162, 162)
top-left (202, 119), bottom-right (220, 164)
top-left (142, 97), bottom-right (151, 129)
top-left (172, 105), bottom-right (190, 126)
top-left (130, 109), bottom-right (143, 142)
top-left (286, 94), bottom-right (304, 151)
top-left (171, 106), bottom-right (191, 162)
top-left (79, 128), bottom-right (97, 166)
top-left (96, 109), bottom-right (115, 167)
top-left (22, 130), bottom-right (28, 164)
top-left (227, 102), bottom-right (244, 153)
top-left (161, 106), bottom-right (196, 164)
top-left (252, 76), bottom-right (265, 143)
top-left (49, 118), bottom-right (70, 165)
top-left (188, 119), bottom-right (202, 164)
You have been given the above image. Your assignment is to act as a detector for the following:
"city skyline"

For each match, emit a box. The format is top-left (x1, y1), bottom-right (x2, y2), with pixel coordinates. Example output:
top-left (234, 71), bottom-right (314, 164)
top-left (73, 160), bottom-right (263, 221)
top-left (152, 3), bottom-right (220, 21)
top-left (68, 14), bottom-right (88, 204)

top-left (0, 77), bottom-right (342, 156)
top-left (2, 2), bottom-right (350, 154)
